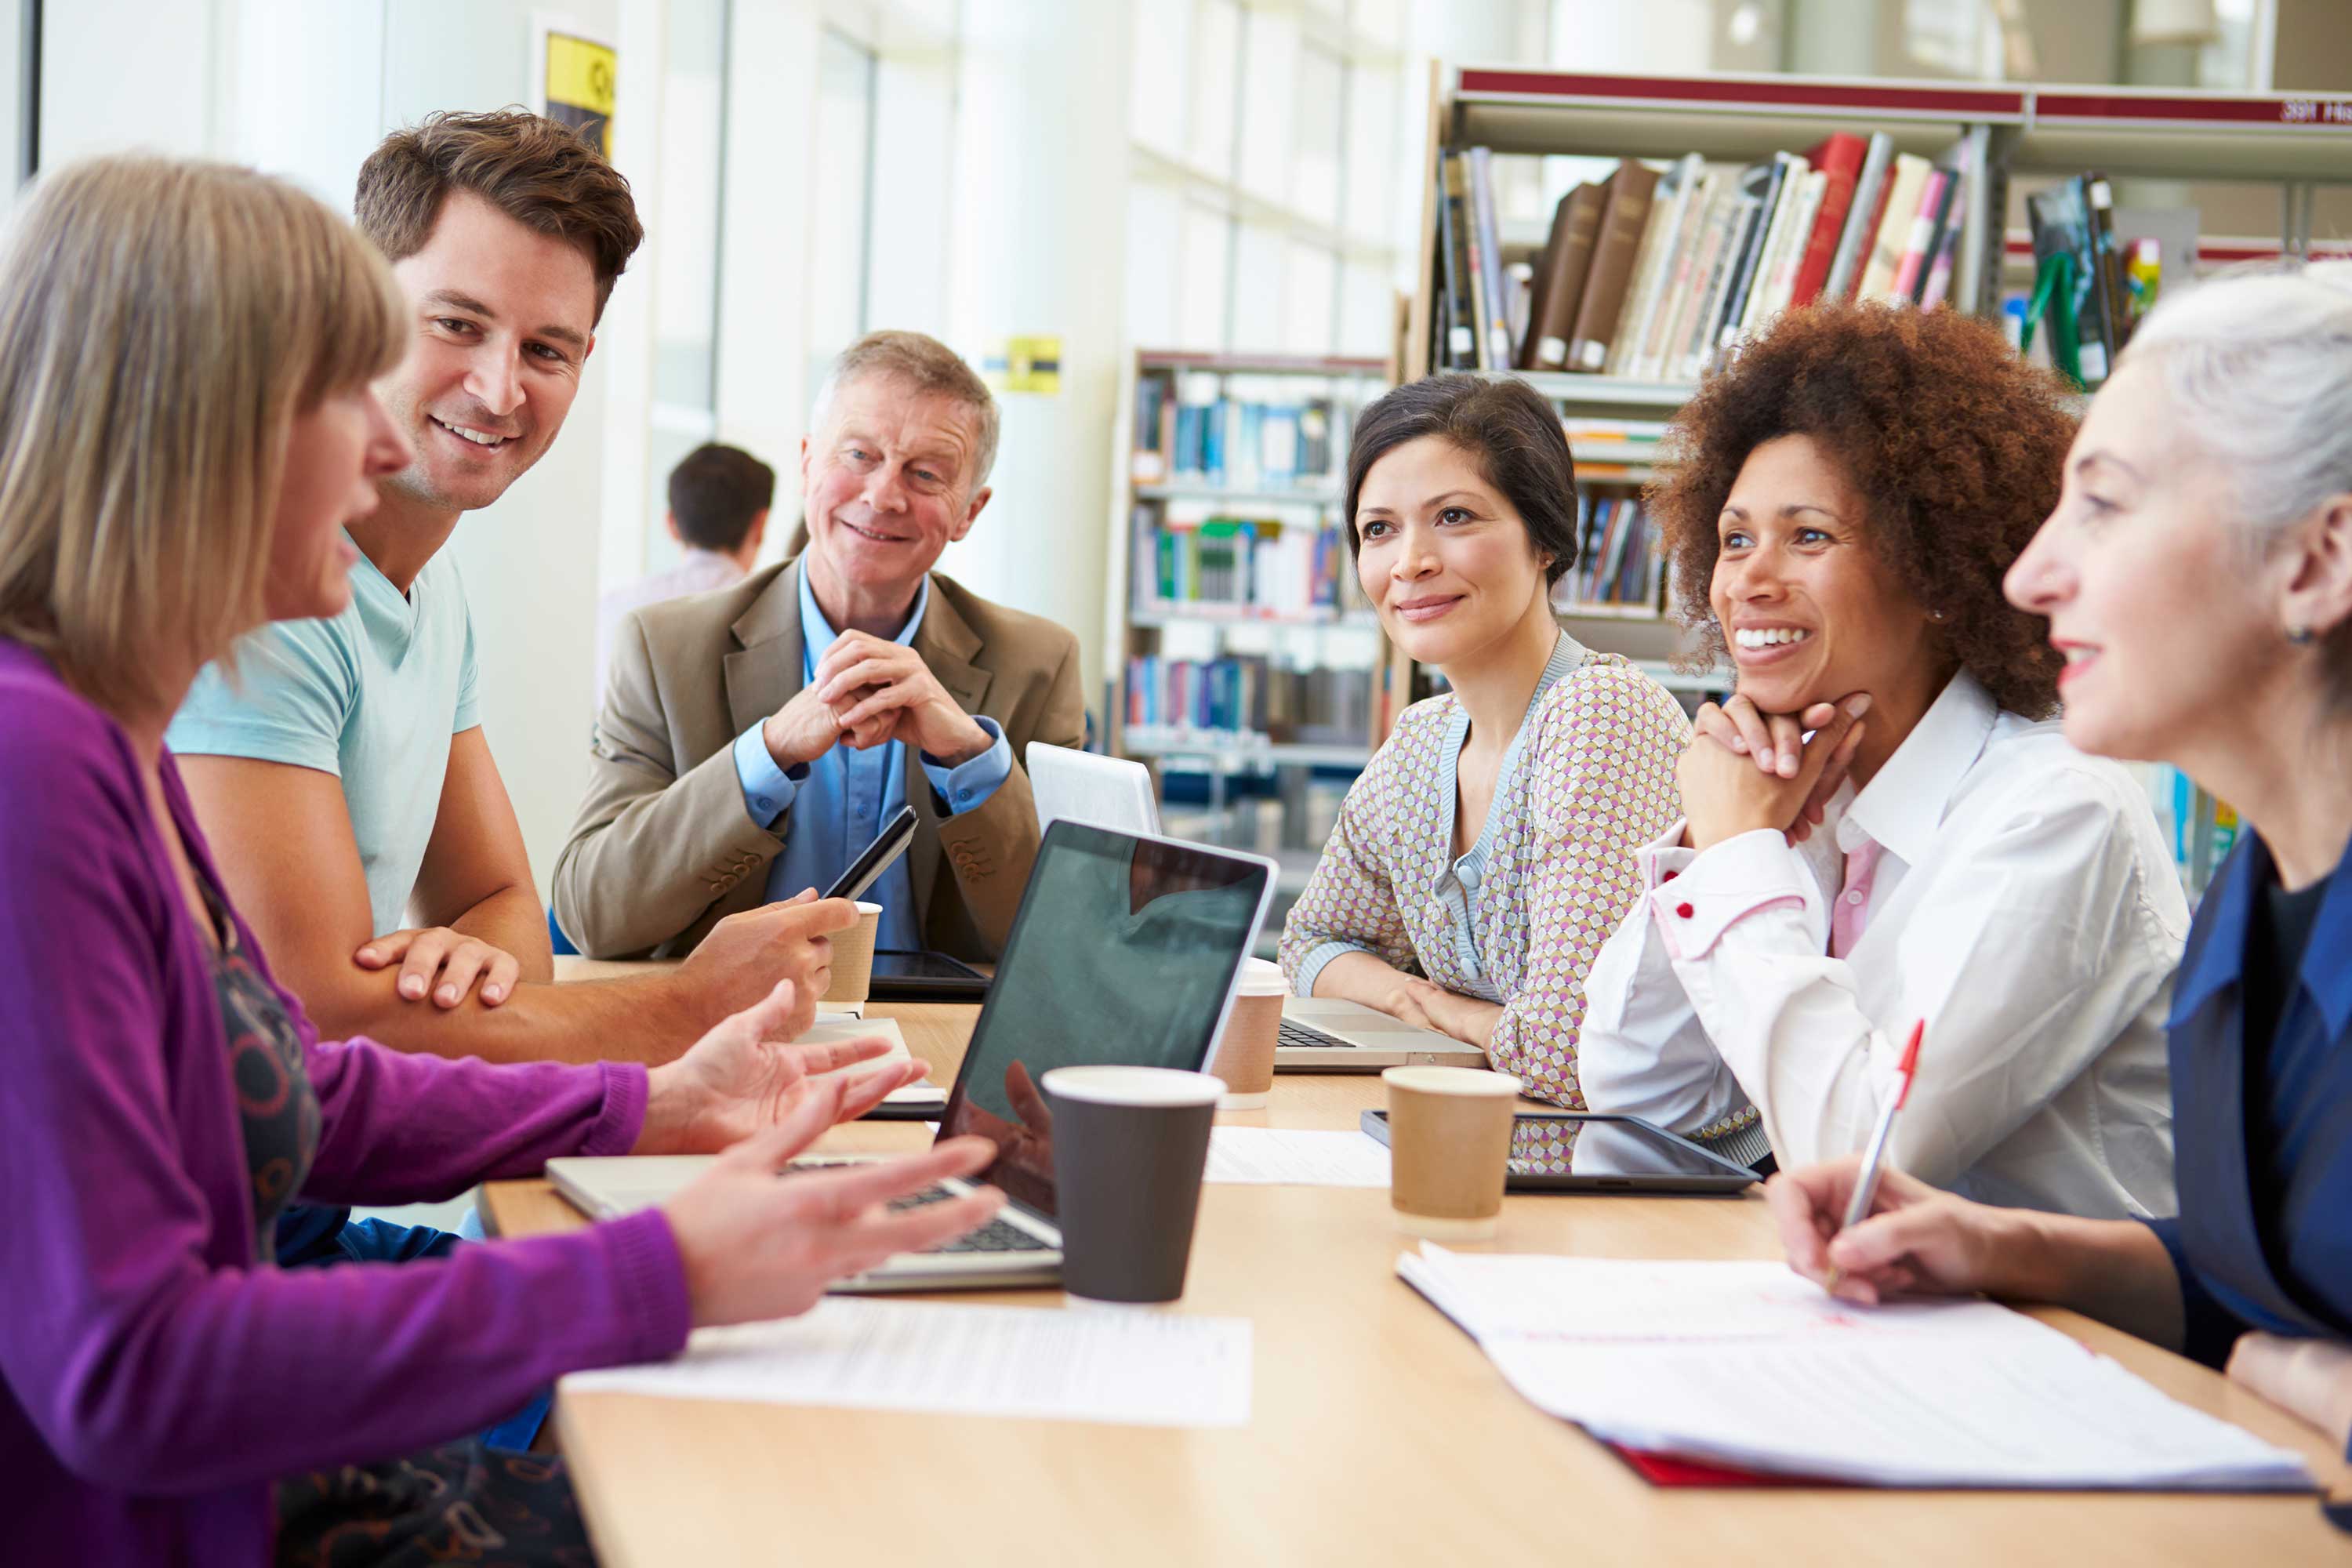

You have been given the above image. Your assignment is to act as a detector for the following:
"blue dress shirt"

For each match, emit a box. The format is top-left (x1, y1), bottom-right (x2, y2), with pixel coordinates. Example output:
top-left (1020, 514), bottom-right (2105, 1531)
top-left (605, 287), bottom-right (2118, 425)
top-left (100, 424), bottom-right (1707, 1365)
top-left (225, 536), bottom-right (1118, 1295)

top-left (2143, 827), bottom-right (2352, 1439)
top-left (730, 569), bottom-right (1014, 954)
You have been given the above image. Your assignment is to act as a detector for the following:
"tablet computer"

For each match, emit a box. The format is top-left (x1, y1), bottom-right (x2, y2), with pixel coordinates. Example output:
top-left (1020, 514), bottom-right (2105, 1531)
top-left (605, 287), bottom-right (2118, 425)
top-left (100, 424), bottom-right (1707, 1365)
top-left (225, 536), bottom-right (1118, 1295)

top-left (867, 948), bottom-right (991, 1001)
top-left (1359, 1109), bottom-right (1760, 1194)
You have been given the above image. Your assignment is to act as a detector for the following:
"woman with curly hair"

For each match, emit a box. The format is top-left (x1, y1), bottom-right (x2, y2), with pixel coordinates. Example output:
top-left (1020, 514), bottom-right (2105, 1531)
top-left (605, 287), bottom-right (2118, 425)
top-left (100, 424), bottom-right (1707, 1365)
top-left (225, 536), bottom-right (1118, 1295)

top-left (1278, 375), bottom-right (1690, 1118)
top-left (1573, 302), bottom-right (2186, 1216)
top-left (1767, 264), bottom-right (2352, 1464)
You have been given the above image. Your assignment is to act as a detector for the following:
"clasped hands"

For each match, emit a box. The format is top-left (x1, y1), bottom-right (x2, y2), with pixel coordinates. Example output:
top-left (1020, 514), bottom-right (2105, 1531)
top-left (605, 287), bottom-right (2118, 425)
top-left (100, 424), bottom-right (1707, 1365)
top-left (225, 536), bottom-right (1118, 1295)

top-left (1679, 690), bottom-right (1873, 852)
top-left (763, 630), bottom-right (990, 772)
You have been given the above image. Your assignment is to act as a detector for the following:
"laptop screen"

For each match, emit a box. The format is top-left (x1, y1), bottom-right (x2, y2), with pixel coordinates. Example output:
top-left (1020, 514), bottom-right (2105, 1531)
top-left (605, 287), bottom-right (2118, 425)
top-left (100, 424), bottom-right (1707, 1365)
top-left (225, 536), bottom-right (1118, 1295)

top-left (937, 821), bottom-right (1269, 1218)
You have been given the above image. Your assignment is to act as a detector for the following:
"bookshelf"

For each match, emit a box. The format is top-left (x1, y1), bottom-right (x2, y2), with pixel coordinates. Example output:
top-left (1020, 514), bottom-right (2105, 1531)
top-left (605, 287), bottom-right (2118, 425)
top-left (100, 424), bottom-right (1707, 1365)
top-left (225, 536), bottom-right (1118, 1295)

top-left (1107, 350), bottom-right (1392, 931)
top-left (1389, 64), bottom-right (2352, 745)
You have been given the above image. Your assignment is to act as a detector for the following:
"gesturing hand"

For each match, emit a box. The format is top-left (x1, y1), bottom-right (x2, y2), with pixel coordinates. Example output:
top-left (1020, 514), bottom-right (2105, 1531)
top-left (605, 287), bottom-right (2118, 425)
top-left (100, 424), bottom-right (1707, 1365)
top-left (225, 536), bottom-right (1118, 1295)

top-left (637, 979), bottom-right (927, 1155)
top-left (355, 927), bottom-right (524, 1007)
top-left (666, 1113), bottom-right (1006, 1327)
top-left (678, 891), bottom-right (857, 1028)
top-left (1679, 691), bottom-right (1870, 852)
top-left (812, 630), bottom-right (991, 765)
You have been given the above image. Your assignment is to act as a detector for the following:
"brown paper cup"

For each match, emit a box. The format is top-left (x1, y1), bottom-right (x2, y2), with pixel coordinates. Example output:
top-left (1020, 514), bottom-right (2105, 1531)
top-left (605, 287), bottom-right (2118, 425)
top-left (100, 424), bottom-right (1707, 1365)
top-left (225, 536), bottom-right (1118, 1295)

top-left (1208, 958), bottom-right (1286, 1109)
top-left (1382, 1065), bottom-right (1521, 1241)
top-left (819, 902), bottom-right (884, 1007)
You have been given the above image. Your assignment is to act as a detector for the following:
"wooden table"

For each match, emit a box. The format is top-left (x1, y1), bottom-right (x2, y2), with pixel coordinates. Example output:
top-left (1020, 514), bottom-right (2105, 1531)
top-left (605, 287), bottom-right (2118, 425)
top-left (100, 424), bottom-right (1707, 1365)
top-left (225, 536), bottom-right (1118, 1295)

top-left (493, 993), bottom-right (2352, 1567)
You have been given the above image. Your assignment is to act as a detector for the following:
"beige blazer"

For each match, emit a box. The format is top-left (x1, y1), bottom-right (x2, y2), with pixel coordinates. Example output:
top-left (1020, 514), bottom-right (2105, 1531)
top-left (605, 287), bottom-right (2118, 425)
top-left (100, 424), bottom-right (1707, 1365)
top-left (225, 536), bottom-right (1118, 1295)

top-left (554, 557), bottom-right (1087, 961)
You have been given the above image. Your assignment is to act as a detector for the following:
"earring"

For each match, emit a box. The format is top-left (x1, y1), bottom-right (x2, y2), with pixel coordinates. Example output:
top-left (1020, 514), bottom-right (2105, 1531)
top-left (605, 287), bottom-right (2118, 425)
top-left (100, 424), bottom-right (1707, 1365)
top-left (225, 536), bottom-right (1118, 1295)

top-left (2288, 623), bottom-right (2316, 645)
top-left (1929, 609), bottom-right (1947, 623)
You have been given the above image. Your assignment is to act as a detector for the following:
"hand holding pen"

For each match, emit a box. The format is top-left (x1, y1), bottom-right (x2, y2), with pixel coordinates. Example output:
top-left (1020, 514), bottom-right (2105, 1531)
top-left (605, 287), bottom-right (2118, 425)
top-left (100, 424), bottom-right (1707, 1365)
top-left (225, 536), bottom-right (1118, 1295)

top-left (1822, 1019), bottom-right (1926, 1294)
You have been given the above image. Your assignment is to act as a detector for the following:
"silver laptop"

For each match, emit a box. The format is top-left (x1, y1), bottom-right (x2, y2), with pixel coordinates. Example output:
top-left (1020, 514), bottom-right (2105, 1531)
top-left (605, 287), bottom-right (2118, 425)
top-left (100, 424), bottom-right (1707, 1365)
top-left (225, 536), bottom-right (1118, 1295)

top-left (1274, 994), bottom-right (1490, 1071)
top-left (1026, 742), bottom-right (1161, 836)
top-left (1018, 745), bottom-right (1482, 1073)
top-left (550, 820), bottom-right (1276, 1292)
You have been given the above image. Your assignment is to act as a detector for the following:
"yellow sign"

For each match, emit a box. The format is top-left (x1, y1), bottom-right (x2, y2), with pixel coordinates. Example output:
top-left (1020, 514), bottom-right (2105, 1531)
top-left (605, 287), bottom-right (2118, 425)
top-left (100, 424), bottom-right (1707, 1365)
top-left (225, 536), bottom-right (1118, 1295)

top-left (985, 336), bottom-right (1062, 395)
top-left (544, 32), bottom-right (617, 158)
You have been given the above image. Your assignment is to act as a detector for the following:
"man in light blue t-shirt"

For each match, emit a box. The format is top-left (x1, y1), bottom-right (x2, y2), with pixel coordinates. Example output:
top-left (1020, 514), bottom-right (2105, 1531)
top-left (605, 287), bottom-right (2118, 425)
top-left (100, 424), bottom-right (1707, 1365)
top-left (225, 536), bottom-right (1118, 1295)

top-left (169, 111), bottom-right (847, 1084)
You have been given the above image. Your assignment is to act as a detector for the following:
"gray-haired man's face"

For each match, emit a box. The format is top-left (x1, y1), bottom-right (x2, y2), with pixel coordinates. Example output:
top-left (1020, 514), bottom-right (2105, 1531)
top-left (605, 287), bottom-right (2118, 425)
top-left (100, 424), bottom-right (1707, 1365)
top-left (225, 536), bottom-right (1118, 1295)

top-left (799, 372), bottom-right (990, 604)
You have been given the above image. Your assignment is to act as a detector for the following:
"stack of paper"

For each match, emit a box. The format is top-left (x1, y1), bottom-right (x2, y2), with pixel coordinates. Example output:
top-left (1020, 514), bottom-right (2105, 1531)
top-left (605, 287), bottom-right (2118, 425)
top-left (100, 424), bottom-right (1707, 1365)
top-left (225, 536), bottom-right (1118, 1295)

top-left (562, 1298), bottom-right (1252, 1428)
top-left (1399, 1247), bottom-right (2314, 1491)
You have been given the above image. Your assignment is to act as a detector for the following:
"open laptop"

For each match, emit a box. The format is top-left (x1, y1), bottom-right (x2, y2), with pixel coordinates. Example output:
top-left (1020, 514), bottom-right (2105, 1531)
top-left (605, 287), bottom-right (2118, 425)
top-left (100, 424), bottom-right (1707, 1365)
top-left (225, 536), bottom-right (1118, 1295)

top-left (1026, 742), bottom-right (1161, 836)
top-left (1023, 743), bottom-right (1484, 1073)
top-left (549, 820), bottom-right (1276, 1291)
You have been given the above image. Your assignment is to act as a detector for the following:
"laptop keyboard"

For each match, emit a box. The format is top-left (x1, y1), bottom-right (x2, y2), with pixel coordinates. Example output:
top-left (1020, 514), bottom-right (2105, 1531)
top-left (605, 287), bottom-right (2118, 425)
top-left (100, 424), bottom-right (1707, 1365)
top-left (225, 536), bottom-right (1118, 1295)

top-left (889, 1184), bottom-right (1053, 1254)
top-left (1279, 1018), bottom-right (1353, 1050)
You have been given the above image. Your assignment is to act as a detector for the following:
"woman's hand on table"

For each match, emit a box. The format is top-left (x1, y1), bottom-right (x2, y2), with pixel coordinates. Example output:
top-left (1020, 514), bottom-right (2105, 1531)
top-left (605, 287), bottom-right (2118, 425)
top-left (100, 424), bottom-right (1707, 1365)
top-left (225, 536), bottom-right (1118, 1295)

top-left (1382, 976), bottom-right (1501, 1051)
top-left (1765, 1154), bottom-right (2027, 1305)
top-left (2227, 1333), bottom-right (2352, 1452)
top-left (1680, 692), bottom-right (1870, 851)
top-left (637, 978), bottom-right (924, 1155)
top-left (665, 1087), bottom-right (1004, 1327)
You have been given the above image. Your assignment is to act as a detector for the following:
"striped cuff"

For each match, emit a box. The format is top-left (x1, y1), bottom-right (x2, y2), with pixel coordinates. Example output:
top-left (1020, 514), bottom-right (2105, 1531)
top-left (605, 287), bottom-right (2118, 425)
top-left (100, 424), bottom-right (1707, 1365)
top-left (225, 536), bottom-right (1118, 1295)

top-left (1697, 1116), bottom-right (1775, 1171)
top-left (1292, 938), bottom-right (1374, 997)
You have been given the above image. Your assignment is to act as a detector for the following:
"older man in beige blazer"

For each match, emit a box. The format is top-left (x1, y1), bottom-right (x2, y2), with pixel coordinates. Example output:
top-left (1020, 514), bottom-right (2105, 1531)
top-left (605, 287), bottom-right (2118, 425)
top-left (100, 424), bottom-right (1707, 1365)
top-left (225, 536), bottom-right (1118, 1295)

top-left (556, 332), bottom-right (1084, 961)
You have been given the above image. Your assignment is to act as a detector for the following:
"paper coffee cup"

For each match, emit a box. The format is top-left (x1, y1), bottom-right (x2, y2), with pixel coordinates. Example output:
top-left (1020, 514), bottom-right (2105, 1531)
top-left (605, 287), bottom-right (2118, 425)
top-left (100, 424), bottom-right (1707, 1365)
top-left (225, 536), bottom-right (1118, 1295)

top-left (819, 901), bottom-right (884, 1007)
top-left (1044, 1065), bottom-right (1225, 1305)
top-left (1382, 1065), bottom-right (1522, 1242)
top-left (1208, 957), bottom-right (1287, 1109)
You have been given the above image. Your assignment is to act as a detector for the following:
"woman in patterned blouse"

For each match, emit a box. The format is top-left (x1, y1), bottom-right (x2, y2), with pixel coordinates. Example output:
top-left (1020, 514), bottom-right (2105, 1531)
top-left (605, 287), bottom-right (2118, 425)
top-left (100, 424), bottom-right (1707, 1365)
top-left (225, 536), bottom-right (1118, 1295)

top-left (1277, 375), bottom-right (1691, 1115)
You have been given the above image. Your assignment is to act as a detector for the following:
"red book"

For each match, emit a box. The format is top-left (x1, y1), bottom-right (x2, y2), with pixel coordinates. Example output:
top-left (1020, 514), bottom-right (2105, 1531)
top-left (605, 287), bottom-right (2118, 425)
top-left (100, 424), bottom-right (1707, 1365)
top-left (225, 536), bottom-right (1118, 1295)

top-left (1788, 132), bottom-right (1867, 307)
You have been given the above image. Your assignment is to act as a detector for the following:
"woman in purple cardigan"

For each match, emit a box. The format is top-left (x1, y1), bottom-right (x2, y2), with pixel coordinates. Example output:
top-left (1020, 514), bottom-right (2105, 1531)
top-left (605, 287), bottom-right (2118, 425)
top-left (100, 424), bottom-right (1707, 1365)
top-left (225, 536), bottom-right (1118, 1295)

top-left (0, 158), bottom-right (1005, 1565)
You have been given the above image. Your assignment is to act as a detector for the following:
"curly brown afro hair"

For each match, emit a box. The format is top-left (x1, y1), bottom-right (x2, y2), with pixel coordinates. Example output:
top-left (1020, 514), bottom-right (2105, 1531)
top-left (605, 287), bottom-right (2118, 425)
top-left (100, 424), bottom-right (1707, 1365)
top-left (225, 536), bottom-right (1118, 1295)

top-left (1649, 302), bottom-right (2078, 719)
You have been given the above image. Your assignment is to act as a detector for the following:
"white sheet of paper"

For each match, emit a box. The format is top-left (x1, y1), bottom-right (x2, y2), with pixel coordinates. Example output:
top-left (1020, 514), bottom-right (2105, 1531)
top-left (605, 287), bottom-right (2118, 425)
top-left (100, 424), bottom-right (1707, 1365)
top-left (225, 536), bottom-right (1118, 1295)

top-left (561, 1298), bottom-right (1251, 1428)
top-left (1203, 1127), bottom-right (1392, 1187)
top-left (1399, 1246), bottom-right (2313, 1492)
top-left (800, 1016), bottom-right (946, 1106)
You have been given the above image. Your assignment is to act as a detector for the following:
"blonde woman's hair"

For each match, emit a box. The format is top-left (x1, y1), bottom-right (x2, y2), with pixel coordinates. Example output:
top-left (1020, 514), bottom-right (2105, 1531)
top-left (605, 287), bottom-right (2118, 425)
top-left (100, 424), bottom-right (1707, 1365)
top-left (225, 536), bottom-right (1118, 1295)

top-left (0, 155), bottom-right (408, 713)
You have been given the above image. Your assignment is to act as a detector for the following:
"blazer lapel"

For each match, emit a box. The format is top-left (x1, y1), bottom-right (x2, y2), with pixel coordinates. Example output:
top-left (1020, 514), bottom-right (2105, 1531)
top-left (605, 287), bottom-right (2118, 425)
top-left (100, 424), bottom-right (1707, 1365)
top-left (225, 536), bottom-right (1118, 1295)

top-left (902, 579), bottom-right (991, 931)
top-left (724, 558), bottom-right (807, 738)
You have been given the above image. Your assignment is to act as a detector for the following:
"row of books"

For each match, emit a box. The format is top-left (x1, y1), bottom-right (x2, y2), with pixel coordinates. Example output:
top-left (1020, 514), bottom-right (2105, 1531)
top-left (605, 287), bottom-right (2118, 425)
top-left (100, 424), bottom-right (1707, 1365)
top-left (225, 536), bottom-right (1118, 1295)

top-left (1131, 373), bottom-right (1345, 490)
top-left (1124, 655), bottom-right (1374, 744)
top-left (1132, 510), bottom-right (1365, 620)
top-left (1435, 132), bottom-right (1980, 381)
top-left (1552, 496), bottom-right (1664, 612)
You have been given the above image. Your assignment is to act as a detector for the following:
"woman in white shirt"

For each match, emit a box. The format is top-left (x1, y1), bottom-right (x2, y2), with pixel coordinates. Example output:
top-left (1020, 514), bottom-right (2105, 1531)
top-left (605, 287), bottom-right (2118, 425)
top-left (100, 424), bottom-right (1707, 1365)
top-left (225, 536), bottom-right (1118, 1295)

top-left (1574, 302), bottom-right (2186, 1218)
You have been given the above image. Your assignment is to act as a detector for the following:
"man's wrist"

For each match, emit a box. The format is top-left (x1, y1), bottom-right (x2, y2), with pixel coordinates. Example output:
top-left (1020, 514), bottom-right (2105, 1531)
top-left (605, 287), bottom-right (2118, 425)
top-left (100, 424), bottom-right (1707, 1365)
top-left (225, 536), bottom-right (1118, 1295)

top-left (761, 715), bottom-right (815, 771)
top-left (926, 710), bottom-right (993, 768)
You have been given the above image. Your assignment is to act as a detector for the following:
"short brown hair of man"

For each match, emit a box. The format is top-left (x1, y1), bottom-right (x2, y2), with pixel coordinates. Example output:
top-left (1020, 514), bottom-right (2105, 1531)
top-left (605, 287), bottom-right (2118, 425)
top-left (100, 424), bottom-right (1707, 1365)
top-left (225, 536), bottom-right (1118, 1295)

top-left (1342, 373), bottom-right (1581, 587)
top-left (354, 107), bottom-right (644, 322)
top-left (1650, 302), bottom-right (2078, 719)
top-left (667, 443), bottom-right (777, 554)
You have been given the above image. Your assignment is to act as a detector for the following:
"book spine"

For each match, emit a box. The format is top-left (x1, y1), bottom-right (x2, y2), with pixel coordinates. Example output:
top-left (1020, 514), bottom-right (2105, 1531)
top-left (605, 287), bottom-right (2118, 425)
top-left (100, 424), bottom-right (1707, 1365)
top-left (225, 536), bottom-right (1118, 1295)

top-left (1890, 169), bottom-right (1950, 301)
top-left (1567, 160), bottom-right (1662, 372)
top-left (1790, 132), bottom-right (1866, 307)
top-left (1715, 162), bottom-right (1785, 352)
top-left (1826, 133), bottom-right (1896, 300)
top-left (1468, 147), bottom-right (1513, 370)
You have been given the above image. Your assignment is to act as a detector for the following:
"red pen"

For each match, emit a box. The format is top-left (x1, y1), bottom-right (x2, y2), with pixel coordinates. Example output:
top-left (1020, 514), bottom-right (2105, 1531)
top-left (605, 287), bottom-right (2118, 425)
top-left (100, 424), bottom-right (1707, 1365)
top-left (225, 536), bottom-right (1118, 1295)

top-left (1824, 1019), bottom-right (1924, 1290)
